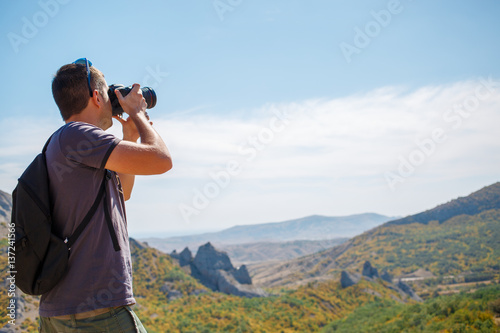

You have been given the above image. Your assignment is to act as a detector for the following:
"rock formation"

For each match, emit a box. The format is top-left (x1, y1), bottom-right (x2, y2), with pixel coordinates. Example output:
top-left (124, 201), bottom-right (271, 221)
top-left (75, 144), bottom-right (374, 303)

top-left (340, 270), bottom-right (362, 288)
top-left (339, 261), bottom-right (422, 302)
top-left (187, 242), bottom-right (267, 298)
top-left (362, 261), bottom-right (379, 279)
top-left (233, 264), bottom-right (252, 285)
top-left (396, 280), bottom-right (423, 302)
top-left (380, 270), bottom-right (393, 283)
top-left (171, 247), bottom-right (193, 267)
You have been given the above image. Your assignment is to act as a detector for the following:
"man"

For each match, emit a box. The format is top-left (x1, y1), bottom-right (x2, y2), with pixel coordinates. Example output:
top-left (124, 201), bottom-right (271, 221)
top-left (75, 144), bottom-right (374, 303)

top-left (38, 58), bottom-right (172, 332)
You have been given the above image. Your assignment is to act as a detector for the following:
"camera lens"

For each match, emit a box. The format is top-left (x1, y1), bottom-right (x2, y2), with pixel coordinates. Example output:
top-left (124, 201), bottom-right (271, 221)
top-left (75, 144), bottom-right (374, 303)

top-left (141, 87), bottom-right (157, 109)
top-left (108, 84), bottom-right (157, 116)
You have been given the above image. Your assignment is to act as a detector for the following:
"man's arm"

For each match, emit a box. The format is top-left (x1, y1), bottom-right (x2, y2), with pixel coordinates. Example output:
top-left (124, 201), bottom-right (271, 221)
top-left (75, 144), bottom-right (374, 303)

top-left (117, 172), bottom-right (134, 201)
top-left (110, 105), bottom-right (139, 201)
top-left (105, 84), bottom-right (172, 177)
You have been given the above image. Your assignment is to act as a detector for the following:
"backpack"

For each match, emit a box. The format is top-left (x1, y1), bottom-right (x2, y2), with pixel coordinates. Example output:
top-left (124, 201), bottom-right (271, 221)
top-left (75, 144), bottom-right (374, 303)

top-left (12, 136), bottom-right (120, 296)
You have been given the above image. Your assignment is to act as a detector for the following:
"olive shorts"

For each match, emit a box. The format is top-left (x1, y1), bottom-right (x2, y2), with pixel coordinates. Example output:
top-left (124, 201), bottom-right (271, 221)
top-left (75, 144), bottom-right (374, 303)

top-left (39, 306), bottom-right (147, 333)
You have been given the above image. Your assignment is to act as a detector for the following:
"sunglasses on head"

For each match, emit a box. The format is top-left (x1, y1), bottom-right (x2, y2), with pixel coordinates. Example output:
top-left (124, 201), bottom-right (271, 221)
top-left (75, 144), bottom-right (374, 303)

top-left (73, 58), bottom-right (93, 98)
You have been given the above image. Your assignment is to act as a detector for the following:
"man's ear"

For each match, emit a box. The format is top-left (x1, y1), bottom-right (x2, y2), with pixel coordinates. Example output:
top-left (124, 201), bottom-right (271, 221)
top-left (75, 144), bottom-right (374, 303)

top-left (92, 90), bottom-right (105, 108)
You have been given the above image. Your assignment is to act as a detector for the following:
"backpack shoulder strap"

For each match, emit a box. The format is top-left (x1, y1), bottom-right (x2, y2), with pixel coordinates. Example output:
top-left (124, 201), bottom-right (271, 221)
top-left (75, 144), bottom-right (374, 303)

top-left (42, 135), bottom-right (53, 154)
top-left (64, 170), bottom-right (121, 252)
top-left (103, 186), bottom-right (121, 252)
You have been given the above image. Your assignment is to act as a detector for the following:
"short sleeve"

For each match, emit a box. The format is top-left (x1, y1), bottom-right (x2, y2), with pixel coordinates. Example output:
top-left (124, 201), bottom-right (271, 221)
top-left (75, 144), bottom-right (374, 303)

top-left (59, 122), bottom-right (121, 170)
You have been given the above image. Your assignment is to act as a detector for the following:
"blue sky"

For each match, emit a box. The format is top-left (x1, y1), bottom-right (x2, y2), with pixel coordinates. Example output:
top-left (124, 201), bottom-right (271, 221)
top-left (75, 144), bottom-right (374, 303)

top-left (1, 0), bottom-right (500, 237)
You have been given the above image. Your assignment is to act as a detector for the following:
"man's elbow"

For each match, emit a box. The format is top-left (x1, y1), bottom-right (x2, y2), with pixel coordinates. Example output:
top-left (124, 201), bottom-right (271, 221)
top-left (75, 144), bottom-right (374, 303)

top-left (156, 156), bottom-right (172, 174)
top-left (162, 159), bottom-right (173, 173)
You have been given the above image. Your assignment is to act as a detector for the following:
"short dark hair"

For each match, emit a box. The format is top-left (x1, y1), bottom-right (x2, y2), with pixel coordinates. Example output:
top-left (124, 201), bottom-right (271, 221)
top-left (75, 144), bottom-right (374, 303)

top-left (52, 63), bottom-right (106, 120)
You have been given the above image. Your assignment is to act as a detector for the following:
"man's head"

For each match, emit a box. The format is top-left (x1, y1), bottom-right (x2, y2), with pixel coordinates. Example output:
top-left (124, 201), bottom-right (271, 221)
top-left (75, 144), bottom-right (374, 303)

top-left (52, 61), bottom-right (110, 122)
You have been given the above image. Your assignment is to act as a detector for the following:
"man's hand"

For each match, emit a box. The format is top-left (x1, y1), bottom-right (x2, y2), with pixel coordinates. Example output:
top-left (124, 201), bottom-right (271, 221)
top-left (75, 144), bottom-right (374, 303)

top-left (113, 115), bottom-right (140, 142)
top-left (114, 84), bottom-right (154, 142)
top-left (113, 114), bottom-right (154, 143)
top-left (115, 84), bottom-right (147, 116)
top-left (105, 84), bottom-right (172, 176)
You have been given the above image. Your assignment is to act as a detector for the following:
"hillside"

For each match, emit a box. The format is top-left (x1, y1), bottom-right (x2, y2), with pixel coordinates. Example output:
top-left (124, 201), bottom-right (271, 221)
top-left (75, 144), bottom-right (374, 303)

top-left (250, 183), bottom-right (500, 288)
top-left (142, 213), bottom-right (394, 254)
top-left (321, 284), bottom-right (500, 332)
top-left (388, 182), bottom-right (500, 225)
top-left (0, 238), bottom-right (207, 331)
top-left (0, 189), bottom-right (39, 332)
top-left (0, 190), bottom-right (11, 222)
top-left (1, 183), bottom-right (499, 332)
top-left (134, 277), bottom-right (416, 332)
top-left (129, 239), bottom-right (207, 301)
top-left (0, 193), bottom-right (410, 333)
top-left (0, 190), bottom-right (11, 239)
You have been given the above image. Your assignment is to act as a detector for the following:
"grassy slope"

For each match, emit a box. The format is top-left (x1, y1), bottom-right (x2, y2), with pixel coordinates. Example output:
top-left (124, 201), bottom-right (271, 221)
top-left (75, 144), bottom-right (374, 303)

top-left (251, 209), bottom-right (500, 288)
top-left (135, 278), bottom-right (410, 333)
top-left (2, 226), bottom-right (498, 332)
top-left (334, 209), bottom-right (500, 277)
top-left (322, 284), bottom-right (500, 333)
top-left (127, 241), bottom-right (417, 332)
top-left (130, 243), bottom-right (206, 300)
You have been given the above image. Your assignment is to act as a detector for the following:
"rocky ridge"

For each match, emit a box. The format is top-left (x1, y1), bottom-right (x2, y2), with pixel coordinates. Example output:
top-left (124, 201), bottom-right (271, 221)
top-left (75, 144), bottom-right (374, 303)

top-left (340, 261), bottom-right (423, 302)
top-left (172, 242), bottom-right (267, 298)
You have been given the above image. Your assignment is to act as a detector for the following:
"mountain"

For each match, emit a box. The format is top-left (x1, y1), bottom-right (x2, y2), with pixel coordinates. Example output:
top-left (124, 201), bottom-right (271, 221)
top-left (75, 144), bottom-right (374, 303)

top-left (0, 191), bottom-right (12, 238)
top-left (141, 213), bottom-right (395, 254)
top-left (387, 182), bottom-right (500, 225)
top-left (220, 238), bottom-right (348, 265)
top-left (0, 190), bottom-right (11, 222)
top-left (249, 182), bottom-right (500, 288)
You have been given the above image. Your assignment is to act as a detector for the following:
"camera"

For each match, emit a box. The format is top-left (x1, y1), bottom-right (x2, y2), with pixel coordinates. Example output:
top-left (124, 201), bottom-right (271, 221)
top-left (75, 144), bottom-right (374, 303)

top-left (108, 84), bottom-right (157, 116)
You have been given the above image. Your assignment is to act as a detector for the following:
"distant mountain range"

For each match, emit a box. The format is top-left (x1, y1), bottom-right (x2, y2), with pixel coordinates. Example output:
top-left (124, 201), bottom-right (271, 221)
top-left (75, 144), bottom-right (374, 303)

top-left (249, 182), bottom-right (500, 288)
top-left (141, 213), bottom-right (396, 255)
top-left (0, 188), bottom-right (389, 265)
top-left (220, 238), bottom-right (348, 265)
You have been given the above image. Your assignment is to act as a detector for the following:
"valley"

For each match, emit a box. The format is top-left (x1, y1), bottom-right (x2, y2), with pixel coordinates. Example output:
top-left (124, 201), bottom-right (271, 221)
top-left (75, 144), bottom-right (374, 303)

top-left (0, 182), bottom-right (499, 332)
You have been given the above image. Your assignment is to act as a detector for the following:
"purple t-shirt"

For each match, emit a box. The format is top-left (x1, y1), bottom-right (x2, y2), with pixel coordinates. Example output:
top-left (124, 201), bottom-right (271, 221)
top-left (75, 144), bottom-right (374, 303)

top-left (39, 121), bottom-right (136, 317)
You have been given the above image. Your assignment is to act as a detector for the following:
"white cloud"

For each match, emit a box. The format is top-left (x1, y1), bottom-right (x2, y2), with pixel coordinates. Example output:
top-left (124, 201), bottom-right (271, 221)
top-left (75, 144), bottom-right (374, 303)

top-left (2, 78), bottom-right (500, 234)
top-left (145, 78), bottom-right (500, 184)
